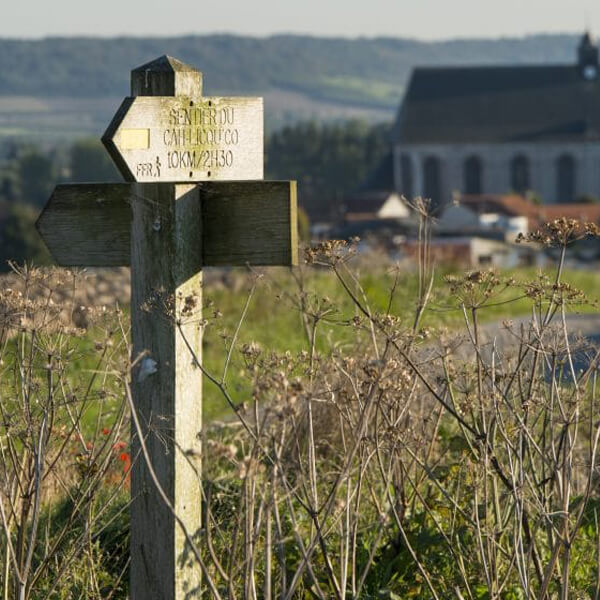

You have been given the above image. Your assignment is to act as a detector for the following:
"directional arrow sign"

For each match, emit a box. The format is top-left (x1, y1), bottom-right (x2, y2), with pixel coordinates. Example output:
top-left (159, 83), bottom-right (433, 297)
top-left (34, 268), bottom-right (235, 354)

top-left (102, 96), bottom-right (263, 182)
top-left (36, 181), bottom-right (297, 267)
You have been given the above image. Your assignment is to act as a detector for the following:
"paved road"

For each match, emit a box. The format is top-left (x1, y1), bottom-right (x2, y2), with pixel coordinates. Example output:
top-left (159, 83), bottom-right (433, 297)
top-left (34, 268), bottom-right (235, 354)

top-left (451, 313), bottom-right (600, 375)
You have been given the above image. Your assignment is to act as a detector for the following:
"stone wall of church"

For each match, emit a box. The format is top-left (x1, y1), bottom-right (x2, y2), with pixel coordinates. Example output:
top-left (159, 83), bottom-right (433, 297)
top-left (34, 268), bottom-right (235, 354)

top-left (393, 142), bottom-right (600, 205)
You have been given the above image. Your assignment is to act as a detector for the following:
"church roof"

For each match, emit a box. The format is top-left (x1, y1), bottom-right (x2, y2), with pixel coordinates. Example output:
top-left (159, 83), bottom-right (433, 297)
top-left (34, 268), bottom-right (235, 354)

top-left (396, 41), bottom-right (600, 144)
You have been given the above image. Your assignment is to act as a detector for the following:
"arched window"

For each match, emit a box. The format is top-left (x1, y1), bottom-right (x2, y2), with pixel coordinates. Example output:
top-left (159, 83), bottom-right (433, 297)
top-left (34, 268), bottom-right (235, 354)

top-left (556, 154), bottom-right (576, 202)
top-left (464, 155), bottom-right (483, 195)
top-left (423, 156), bottom-right (441, 208)
top-left (400, 154), bottom-right (413, 199)
top-left (510, 155), bottom-right (530, 194)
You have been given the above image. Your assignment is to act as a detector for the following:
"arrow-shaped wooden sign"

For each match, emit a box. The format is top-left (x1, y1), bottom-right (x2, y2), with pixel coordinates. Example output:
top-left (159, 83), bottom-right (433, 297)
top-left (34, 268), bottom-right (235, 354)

top-left (36, 181), bottom-right (297, 267)
top-left (102, 96), bottom-right (263, 182)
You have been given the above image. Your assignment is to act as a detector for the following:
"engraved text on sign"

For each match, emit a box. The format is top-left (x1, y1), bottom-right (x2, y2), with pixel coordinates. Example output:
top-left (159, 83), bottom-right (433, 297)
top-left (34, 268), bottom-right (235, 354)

top-left (103, 96), bottom-right (263, 182)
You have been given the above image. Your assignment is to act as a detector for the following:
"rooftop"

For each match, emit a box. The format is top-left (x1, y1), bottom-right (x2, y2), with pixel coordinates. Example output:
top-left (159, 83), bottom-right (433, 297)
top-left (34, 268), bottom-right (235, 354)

top-left (396, 34), bottom-right (600, 144)
top-left (453, 193), bottom-right (600, 229)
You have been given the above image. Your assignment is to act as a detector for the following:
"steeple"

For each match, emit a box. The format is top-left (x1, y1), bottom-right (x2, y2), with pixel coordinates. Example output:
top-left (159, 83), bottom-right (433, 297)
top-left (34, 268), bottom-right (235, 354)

top-left (578, 32), bottom-right (599, 79)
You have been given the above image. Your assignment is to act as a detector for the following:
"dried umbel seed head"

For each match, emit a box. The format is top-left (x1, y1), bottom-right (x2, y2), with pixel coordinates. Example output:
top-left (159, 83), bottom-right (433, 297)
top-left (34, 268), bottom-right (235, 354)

top-left (241, 341), bottom-right (262, 360)
top-left (521, 272), bottom-right (590, 306)
top-left (516, 218), bottom-right (600, 247)
top-left (180, 293), bottom-right (199, 317)
top-left (304, 239), bottom-right (358, 265)
top-left (585, 222), bottom-right (600, 236)
top-left (443, 269), bottom-right (508, 308)
top-left (405, 195), bottom-right (436, 219)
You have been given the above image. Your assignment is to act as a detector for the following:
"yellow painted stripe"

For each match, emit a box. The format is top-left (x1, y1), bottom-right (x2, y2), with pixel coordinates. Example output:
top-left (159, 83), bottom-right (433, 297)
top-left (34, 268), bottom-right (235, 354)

top-left (119, 128), bottom-right (150, 150)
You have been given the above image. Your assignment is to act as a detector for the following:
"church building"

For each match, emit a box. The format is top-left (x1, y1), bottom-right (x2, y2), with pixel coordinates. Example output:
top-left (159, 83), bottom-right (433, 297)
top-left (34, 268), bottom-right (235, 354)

top-left (393, 33), bottom-right (600, 207)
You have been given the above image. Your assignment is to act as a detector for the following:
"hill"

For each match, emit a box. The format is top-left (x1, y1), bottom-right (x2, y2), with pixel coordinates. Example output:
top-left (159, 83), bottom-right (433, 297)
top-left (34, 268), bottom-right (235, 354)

top-left (0, 33), bottom-right (585, 139)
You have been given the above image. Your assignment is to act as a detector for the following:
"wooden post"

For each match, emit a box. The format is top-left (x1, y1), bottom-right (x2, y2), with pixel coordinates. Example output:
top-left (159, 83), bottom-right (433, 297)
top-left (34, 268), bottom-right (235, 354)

top-left (35, 54), bottom-right (297, 600)
top-left (130, 58), bottom-right (203, 599)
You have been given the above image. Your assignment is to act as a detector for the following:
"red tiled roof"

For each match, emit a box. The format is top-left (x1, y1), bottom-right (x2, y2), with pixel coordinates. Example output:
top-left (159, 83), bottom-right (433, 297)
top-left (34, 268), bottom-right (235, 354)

top-left (537, 204), bottom-right (600, 224)
top-left (457, 194), bottom-right (600, 230)
top-left (459, 194), bottom-right (540, 218)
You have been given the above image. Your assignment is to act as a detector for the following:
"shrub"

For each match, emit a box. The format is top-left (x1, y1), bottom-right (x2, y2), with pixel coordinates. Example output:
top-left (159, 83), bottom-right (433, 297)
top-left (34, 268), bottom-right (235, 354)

top-left (0, 202), bottom-right (52, 271)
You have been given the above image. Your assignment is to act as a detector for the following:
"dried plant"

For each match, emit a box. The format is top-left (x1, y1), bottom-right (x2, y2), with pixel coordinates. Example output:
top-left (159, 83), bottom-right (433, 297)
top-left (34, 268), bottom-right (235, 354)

top-left (0, 264), bottom-right (130, 599)
top-left (4, 212), bottom-right (600, 599)
top-left (162, 212), bottom-right (600, 598)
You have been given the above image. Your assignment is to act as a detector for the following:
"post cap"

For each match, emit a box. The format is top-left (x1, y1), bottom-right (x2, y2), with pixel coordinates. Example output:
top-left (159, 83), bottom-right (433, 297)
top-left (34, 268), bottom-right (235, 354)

top-left (131, 55), bottom-right (203, 97)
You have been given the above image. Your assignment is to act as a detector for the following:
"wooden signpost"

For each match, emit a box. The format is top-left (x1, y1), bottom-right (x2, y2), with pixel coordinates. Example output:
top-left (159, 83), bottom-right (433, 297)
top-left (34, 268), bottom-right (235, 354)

top-left (36, 55), bottom-right (297, 599)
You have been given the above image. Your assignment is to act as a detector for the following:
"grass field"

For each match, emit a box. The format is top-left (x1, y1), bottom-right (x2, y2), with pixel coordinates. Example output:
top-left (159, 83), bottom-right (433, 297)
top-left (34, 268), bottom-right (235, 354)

top-left (3, 254), bottom-right (600, 597)
top-left (312, 76), bottom-right (403, 108)
top-left (7, 258), bottom-right (597, 424)
top-left (200, 260), bottom-right (600, 419)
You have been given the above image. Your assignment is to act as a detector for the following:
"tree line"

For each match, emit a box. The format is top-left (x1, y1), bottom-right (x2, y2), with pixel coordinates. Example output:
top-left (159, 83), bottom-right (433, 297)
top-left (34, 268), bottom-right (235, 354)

top-left (0, 119), bottom-right (391, 269)
top-left (0, 34), bottom-right (582, 107)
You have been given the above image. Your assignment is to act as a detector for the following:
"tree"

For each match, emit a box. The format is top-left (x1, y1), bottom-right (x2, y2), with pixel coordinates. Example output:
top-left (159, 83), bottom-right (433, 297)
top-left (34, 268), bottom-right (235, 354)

top-left (297, 206), bottom-right (310, 241)
top-left (266, 119), bottom-right (390, 197)
top-left (0, 175), bottom-right (17, 203)
top-left (70, 138), bottom-right (121, 182)
top-left (266, 119), bottom-right (391, 222)
top-left (17, 152), bottom-right (55, 207)
top-left (0, 203), bottom-right (52, 270)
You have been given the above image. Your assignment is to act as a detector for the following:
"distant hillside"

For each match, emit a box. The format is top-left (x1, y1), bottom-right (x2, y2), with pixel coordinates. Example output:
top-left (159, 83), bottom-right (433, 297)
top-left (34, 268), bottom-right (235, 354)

top-left (0, 33), bottom-right (585, 139)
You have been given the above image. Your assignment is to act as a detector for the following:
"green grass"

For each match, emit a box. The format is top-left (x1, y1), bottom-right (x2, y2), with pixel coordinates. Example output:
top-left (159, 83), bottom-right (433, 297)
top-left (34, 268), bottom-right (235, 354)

top-left (8, 263), bottom-right (597, 426)
top-left (201, 264), bottom-right (600, 419)
top-left (312, 76), bottom-right (403, 108)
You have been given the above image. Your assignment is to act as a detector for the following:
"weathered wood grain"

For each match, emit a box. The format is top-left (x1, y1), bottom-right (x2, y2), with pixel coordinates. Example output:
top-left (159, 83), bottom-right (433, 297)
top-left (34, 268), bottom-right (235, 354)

top-left (37, 182), bottom-right (297, 267)
top-left (35, 183), bottom-right (131, 266)
top-left (131, 55), bottom-right (202, 97)
top-left (129, 63), bottom-right (203, 600)
top-left (201, 180), bottom-right (298, 266)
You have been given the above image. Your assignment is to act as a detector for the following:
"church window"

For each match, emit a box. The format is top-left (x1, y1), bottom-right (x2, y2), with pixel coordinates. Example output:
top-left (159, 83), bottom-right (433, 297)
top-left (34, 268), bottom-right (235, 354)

top-left (556, 154), bottom-right (576, 202)
top-left (510, 155), bottom-right (530, 194)
top-left (464, 155), bottom-right (483, 194)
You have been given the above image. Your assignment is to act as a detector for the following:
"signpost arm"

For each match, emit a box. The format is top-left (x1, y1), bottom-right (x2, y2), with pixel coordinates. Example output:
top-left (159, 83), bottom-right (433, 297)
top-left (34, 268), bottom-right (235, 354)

top-left (129, 57), bottom-right (203, 600)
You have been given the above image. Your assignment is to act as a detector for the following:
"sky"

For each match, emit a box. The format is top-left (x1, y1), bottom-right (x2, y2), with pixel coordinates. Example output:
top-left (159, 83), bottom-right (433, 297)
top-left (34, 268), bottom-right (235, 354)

top-left (2, 0), bottom-right (600, 40)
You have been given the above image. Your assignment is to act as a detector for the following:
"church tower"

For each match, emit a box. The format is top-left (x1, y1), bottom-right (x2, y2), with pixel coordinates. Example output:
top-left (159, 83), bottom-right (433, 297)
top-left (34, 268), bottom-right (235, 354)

top-left (578, 32), bottom-right (599, 79)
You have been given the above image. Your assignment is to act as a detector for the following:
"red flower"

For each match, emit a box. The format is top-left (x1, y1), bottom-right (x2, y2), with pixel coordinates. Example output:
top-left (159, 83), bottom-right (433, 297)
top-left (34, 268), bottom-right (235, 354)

top-left (102, 428), bottom-right (111, 436)
top-left (119, 451), bottom-right (132, 480)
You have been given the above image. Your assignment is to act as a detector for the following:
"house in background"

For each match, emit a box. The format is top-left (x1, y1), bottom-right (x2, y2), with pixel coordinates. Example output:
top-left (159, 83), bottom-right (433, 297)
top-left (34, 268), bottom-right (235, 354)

top-left (341, 191), bottom-right (410, 222)
top-left (441, 193), bottom-right (600, 234)
top-left (440, 194), bottom-right (538, 240)
top-left (393, 33), bottom-right (600, 208)
top-left (332, 191), bottom-right (414, 246)
top-left (439, 193), bottom-right (600, 261)
top-left (402, 235), bottom-right (525, 268)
